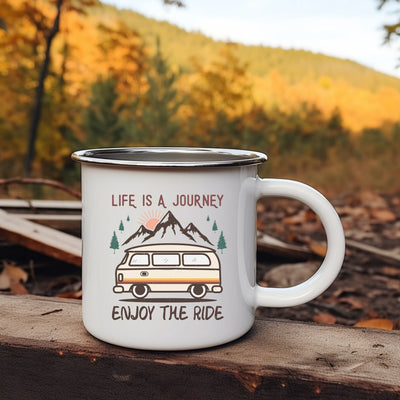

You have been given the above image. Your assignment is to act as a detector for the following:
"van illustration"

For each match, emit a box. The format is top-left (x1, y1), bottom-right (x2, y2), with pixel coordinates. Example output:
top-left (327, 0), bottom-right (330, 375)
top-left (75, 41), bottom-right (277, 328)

top-left (113, 243), bottom-right (223, 299)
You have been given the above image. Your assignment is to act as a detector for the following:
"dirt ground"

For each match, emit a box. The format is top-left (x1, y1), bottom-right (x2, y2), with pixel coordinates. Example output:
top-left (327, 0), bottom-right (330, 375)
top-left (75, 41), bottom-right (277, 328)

top-left (256, 191), bottom-right (400, 328)
top-left (1, 190), bottom-right (399, 330)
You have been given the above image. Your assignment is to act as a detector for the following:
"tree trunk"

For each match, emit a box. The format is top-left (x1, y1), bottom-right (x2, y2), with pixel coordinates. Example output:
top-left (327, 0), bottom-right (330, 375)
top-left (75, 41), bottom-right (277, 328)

top-left (24, 0), bottom-right (63, 177)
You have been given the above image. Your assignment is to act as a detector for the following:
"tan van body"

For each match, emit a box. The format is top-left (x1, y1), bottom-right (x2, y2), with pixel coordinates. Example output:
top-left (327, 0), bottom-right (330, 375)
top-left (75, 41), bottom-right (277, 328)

top-left (113, 244), bottom-right (222, 299)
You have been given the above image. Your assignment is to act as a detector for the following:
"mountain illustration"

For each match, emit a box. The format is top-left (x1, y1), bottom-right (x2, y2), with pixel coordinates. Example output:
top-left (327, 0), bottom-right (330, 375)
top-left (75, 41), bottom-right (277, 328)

top-left (184, 223), bottom-right (213, 246)
top-left (122, 224), bottom-right (152, 245)
top-left (123, 211), bottom-right (213, 246)
top-left (143, 211), bottom-right (195, 243)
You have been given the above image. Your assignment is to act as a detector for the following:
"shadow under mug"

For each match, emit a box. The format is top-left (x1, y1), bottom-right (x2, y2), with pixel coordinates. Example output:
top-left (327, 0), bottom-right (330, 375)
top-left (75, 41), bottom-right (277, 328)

top-left (72, 147), bottom-right (345, 350)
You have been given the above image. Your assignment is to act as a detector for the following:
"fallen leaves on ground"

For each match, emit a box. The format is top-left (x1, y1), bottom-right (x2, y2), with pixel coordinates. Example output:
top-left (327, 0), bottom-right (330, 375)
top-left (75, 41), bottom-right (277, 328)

top-left (369, 209), bottom-right (397, 223)
top-left (256, 191), bottom-right (400, 329)
top-left (381, 266), bottom-right (400, 276)
top-left (309, 240), bottom-right (327, 257)
top-left (0, 261), bottom-right (29, 293)
top-left (354, 318), bottom-right (394, 331)
top-left (313, 313), bottom-right (336, 325)
top-left (57, 289), bottom-right (82, 299)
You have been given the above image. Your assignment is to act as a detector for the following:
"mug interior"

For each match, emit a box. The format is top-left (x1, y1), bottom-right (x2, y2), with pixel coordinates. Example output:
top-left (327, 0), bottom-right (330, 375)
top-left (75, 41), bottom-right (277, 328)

top-left (72, 147), bottom-right (267, 168)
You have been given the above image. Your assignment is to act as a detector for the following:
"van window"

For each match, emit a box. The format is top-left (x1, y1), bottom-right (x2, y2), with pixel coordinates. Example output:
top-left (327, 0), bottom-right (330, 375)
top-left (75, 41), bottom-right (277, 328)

top-left (183, 254), bottom-right (211, 266)
top-left (152, 253), bottom-right (180, 266)
top-left (129, 253), bottom-right (149, 266)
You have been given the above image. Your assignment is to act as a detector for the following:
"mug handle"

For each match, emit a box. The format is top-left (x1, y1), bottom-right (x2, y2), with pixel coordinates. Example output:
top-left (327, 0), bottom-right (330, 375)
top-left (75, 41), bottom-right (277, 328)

top-left (255, 178), bottom-right (345, 307)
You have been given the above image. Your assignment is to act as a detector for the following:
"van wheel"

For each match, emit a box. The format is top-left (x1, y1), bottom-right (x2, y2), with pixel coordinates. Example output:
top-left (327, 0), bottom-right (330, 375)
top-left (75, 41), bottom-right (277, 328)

top-left (131, 284), bottom-right (149, 299)
top-left (189, 284), bottom-right (207, 299)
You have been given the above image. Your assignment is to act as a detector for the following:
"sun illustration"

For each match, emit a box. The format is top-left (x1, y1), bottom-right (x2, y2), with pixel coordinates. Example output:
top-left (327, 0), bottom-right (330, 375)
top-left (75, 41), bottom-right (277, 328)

top-left (138, 209), bottom-right (165, 231)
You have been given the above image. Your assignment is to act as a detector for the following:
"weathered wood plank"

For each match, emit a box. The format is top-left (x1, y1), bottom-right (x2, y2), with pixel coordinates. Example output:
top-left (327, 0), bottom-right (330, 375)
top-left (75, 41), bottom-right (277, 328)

top-left (0, 210), bottom-right (81, 266)
top-left (0, 199), bottom-right (82, 234)
top-left (0, 294), bottom-right (399, 399)
top-left (12, 213), bottom-right (81, 234)
top-left (0, 199), bottom-right (82, 211)
top-left (11, 214), bottom-right (81, 221)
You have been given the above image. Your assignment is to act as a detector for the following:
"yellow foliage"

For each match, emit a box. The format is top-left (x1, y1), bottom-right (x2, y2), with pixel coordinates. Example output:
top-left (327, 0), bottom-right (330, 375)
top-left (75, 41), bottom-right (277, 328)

top-left (253, 70), bottom-right (400, 133)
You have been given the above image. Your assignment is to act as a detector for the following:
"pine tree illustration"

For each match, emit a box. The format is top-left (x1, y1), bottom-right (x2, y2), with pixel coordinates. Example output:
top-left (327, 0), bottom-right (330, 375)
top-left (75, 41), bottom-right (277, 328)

top-left (119, 220), bottom-right (124, 232)
top-left (218, 231), bottom-right (227, 254)
top-left (207, 215), bottom-right (210, 222)
top-left (110, 231), bottom-right (119, 254)
top-left (212, 220), bottom-right (218, 232)
top-left (127, 216), bottom-right (130, 222)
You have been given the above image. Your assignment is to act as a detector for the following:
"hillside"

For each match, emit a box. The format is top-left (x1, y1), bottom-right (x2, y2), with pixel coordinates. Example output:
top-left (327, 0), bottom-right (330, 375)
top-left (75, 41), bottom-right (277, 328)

top-left (96, 3), bottom-right (400, 93)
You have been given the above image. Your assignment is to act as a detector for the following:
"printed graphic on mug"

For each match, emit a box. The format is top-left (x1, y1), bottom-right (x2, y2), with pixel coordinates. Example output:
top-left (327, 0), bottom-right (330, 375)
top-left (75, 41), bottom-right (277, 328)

top-left (108, 192), bottom-right (227, 322)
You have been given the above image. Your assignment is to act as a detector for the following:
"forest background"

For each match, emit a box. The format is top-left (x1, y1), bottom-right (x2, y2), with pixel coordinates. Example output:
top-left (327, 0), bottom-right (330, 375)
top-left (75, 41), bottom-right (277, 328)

top-left (1, 0), bottom-right (400, 197)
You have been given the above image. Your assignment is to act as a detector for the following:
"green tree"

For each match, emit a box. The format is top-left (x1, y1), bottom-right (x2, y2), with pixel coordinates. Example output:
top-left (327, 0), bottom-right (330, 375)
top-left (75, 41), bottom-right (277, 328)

top-left (310, 107), bottom-right (351, 160)
top-left (218, 231), bottom-right (227, 254)
top-left (83, 78), bottom-right (128, 147)
top-left (378, 1), bottom-right (400, 54)
top-left (358, 128), bottom-right (389, 157)
top-left (119, 220), bottom-right (125, 232)
top-left (110, 231), bottom-right (119, 254)
top-left (139, 37), bottom-right (184, 145)
top-left (212, 220), bottom-right (218, 232)
top-left (390, 123), bottom-right (400, 168)
top-left (187, 45), bottom-right (254, 146)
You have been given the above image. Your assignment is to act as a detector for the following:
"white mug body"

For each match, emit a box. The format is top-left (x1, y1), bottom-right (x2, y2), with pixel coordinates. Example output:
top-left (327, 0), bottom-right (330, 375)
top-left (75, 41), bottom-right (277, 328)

top-left (80, 162), bottom-right (257, 350)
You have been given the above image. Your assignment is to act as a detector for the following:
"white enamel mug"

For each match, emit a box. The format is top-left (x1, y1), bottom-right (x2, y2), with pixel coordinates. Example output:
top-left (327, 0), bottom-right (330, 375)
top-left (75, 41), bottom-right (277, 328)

top-left (72, 147), bottom-right (345, 350)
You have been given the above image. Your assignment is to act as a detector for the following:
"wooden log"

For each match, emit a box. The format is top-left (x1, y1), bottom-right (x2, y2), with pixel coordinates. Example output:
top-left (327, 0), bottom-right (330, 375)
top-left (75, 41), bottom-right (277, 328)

top-left (346, 238), bottom-right (400, 265)
top-left (0, 209), bottom-right (81, 266)
top-left (0, 294), bottom-right (399, 399)
top-left (257, 232), bottom-right (313, 260)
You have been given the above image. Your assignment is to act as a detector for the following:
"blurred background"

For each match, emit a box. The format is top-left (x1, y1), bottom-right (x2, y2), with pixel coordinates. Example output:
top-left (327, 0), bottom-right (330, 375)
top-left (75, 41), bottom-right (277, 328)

top-left (1, 0), bottom-right (400, 197)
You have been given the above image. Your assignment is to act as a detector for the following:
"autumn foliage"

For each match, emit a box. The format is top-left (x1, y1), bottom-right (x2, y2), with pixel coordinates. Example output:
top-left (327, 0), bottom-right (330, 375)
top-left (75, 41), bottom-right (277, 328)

top-left (1, 0), bottom-right (400, 194)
